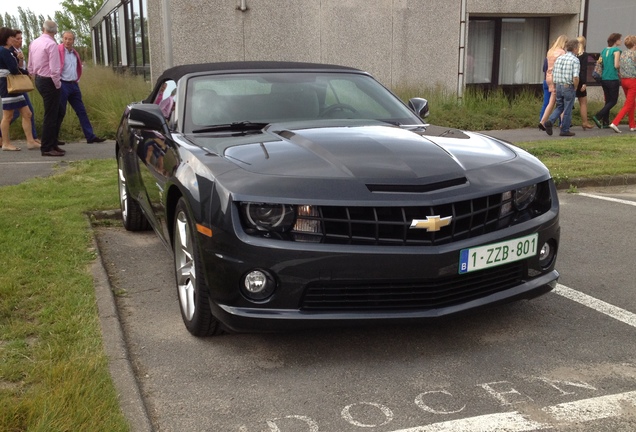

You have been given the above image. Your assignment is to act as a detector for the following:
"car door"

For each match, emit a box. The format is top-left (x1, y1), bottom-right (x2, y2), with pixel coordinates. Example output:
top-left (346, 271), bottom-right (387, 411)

top-left (135, 80), bottom-right (179, 243)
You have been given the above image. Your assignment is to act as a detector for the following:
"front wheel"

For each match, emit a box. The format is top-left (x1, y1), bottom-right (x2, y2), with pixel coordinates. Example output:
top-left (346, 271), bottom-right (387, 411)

top-left (173, 197), bottom-right (223, 336)
top-left (118, 151), bottom-right (150, 231)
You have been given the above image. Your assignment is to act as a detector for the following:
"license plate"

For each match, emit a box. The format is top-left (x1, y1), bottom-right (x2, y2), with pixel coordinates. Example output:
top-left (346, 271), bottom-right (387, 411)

top-left (458, 233), bottom-right (538, 274)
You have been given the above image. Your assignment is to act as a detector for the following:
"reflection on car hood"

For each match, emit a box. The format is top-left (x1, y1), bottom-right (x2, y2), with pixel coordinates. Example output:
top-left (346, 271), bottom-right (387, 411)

top-left (188, 123), bottom-right (517, 182)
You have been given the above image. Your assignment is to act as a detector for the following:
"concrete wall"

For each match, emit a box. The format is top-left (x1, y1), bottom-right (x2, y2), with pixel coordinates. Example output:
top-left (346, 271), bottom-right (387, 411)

top-left (147, 0), bottom-right (582, 91)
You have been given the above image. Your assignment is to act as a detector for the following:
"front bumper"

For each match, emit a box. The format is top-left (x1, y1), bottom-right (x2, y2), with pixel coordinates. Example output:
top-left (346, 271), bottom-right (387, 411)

top-left (199, 208), bottom-right (560, 333)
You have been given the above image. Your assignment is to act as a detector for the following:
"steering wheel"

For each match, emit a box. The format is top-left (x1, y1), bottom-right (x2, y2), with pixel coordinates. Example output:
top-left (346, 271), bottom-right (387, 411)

top-left (319, 103), bottom-right (358, 117)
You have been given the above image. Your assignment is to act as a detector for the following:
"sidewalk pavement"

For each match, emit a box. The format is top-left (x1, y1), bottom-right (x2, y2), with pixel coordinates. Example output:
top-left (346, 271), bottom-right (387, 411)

top-left (0, 139), bottom-right (115, 187)
top-left (478, 122), bottom-right (634, 144)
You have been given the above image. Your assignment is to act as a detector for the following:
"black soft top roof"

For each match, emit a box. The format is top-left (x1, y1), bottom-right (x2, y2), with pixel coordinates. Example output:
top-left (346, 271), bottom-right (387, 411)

top-left (154, 61), bottom-right (362, 85)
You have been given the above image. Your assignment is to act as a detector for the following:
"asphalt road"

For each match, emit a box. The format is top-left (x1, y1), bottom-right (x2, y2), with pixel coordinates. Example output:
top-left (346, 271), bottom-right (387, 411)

top-left (93, 184), bottom-right (636, 432)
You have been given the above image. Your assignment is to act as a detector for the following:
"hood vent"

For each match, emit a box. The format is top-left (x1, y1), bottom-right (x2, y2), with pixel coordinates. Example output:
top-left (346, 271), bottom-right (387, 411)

top-left (367, 177), bottom-right (467, 193)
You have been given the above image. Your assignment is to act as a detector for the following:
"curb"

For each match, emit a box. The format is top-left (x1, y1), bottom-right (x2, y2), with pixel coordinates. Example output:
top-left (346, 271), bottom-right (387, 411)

top-left (554, 174), bottom-right (636, 190)
top-left (89, 226), bottom-right (154, 432)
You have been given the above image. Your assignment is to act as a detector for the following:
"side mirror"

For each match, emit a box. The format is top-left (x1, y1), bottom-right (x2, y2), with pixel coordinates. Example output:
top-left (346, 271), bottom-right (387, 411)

top-left (408, 97), bottom-right (429, 118)
top-left (129, 104), bottom-right (169, 133)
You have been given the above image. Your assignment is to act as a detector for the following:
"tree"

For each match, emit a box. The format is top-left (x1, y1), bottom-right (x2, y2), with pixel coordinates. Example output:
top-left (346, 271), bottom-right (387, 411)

top-left (1, 1), bottom-right (103, 60)
top-left (55, 0), bottom-right (104, 53)
top-left (1, 13), bottom-right (18, 29)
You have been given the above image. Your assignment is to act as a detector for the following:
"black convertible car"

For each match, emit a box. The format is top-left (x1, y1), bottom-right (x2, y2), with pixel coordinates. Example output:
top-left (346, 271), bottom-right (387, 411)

top-left (116, 61), bottom-right (559, 336)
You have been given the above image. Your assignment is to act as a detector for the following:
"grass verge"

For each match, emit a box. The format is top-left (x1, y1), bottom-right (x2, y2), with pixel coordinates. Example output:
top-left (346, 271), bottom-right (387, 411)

top-left (0, 160), bottom-right (129, 431)
top-left (520, 135), bottom-right (636, 185)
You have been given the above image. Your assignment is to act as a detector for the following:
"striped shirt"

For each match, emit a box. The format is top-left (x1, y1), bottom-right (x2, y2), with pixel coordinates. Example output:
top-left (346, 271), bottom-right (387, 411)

top-left (552, 51), bottom-right (580, 85)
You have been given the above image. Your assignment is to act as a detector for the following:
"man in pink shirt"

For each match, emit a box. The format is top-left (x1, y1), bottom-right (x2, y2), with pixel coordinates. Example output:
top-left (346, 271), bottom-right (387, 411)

top-left (28, 20), bottom-right (65, 156)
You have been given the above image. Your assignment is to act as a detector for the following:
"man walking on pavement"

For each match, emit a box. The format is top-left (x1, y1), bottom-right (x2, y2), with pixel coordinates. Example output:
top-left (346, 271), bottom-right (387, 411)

top-left (58, 31), bottom-right (106, 144)
top-left (544, 38), bottom-right (580, 137)
top-left (28, 20), bottom-right (66, 156)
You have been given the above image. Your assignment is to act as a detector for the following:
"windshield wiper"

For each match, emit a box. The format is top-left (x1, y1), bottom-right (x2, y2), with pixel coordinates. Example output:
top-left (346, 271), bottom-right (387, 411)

top-left (380, 120), bottom-right (427, 130)
top-left (192, 121), bottom-right (268, 133)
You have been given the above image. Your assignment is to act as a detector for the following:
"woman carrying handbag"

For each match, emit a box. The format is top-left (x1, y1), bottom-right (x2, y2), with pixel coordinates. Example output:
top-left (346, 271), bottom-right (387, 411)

top-left (0, 27), bottom-right (40, 151)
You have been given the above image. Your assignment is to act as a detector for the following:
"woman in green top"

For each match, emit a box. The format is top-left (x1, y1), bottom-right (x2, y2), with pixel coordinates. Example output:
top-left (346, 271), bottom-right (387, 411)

top-left (592, 33), bottom-right (622, 128)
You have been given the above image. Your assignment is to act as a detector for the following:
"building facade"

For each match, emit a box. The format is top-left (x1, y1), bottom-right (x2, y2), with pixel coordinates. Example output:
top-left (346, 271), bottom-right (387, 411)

top-left (89, 0), bottom-right (635, 94)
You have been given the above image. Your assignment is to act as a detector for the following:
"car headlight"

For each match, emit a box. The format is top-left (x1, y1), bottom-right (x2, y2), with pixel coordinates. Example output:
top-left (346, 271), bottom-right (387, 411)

top-left (240, 203), bottom-right (295, 232)
top-left (514, 184), bottom-right (538, 210)
top-left (500, 184), bottom-right (539, 218)
top-left (239, 203), bottom-right (323, 241)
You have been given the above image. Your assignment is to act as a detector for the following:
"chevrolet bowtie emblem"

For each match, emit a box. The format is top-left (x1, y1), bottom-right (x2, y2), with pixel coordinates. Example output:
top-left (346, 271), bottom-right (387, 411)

top-left (409, 215), bottom-right (452, 232)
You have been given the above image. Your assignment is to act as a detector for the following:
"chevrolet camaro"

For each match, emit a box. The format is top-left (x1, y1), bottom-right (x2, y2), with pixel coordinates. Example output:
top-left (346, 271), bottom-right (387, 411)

top-left (116, 61), bottom-right (559, 336)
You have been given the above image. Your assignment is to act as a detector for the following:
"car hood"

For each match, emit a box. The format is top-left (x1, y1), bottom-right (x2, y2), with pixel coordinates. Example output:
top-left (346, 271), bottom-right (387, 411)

top-left (188, 122), bottom-right (517, 184)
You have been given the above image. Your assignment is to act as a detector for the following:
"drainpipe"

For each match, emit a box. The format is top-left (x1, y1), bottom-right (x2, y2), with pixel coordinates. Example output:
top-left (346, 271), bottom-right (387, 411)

top-left (457, 0), bottom-right (467, 100)
top-left (578, 0), bottom-right (587, 36)
top-left (238, 0), bottom-right (248, 11)
top-left (162, 0), bottom-right (173, 68)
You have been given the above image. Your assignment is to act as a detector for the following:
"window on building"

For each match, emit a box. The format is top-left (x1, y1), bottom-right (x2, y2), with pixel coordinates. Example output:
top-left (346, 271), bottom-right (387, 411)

top-left (467, 18), bottom-right (548, 87)
top-left (91, 0), bottom-right (149, 78)
top-left (110, 10), bottom-right (121, 66)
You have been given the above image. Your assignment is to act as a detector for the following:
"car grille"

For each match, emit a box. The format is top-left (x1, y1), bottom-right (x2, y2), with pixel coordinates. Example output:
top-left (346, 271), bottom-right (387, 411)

top-left (301, 262), bottom-right (524, 311)
top-left (303, 192), bottom-right (507, 246)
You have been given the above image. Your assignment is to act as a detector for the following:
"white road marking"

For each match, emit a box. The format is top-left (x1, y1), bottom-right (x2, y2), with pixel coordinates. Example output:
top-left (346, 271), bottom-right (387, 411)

top-left (389, 390), bottom-right (636, 431)
top-left (544, 390), bottom-right (636, 422)
top-left (554, 284), bottom-right (636, 329)
top-left (388, 283), bottom-right (636, 431)
top-left (390, 411), bottom-right (550, 431)
top-left (577, 192), bottom-right (636, 207)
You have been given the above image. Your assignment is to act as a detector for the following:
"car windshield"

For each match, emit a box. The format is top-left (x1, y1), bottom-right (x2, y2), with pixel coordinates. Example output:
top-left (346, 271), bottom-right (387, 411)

top-left (183, 71), bottom-right (422, 133)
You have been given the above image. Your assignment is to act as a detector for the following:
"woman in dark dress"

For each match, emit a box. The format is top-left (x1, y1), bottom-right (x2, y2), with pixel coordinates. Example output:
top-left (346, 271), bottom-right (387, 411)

top-left (576, 36), bottom-right (594, 130)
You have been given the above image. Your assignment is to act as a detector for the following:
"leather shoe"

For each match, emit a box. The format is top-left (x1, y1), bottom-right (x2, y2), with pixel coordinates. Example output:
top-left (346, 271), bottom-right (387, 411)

top-left (53, 146), bottom-right (66, 153)
top-left (42, 149), bottom-right (65, 157)
top-left (544, 120), bottom-right (553, 136)
top-left (87, 137), bottom-right (106, 143)
top-left (559, 131), bottom-right (576, 137)
top-left (56, 140), bottom-right (65, 146)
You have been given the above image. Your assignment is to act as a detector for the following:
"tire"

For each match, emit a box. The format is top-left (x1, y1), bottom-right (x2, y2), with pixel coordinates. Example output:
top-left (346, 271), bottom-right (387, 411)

top-left (118, 152), bottom-right (150, 231)
top-left (173, 197), bottom-right (223, 336)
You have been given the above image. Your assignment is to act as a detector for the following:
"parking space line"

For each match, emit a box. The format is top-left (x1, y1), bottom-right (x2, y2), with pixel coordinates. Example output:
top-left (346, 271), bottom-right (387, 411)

top-left (390, 411), bottom-right (550, 431)
top-left (554, 284), bottom-right (636, 329)
top-left (389, 390), bottom-right (636, 431)
top-left (578, 193), bottom-right (636, 207)
top-left (544, 390), bottom-right (636, 422)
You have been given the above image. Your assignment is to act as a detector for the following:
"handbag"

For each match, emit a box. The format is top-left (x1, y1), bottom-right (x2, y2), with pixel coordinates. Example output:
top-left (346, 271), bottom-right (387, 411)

top-left (7, 70), bottom-right (34, 94)
top-left (592, 53), bottom-right (604, 83)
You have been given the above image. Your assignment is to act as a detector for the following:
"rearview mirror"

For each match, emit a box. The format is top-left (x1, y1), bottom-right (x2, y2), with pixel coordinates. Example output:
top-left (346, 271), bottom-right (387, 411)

top-left (408, 97), bottom-right (429, 119)
top-left (129, 104), bottom-right (168, 132)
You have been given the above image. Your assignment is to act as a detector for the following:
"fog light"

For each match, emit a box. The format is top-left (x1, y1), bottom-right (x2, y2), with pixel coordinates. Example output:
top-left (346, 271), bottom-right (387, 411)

top-left (241, 269), bottom-right (276, 300)
top-left (538, 240), bottom-right (557, 269)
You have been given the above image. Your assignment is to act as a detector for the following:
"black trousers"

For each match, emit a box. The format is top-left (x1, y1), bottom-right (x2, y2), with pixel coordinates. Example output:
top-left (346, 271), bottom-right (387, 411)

top-left (35, 76), bottom-right (61, 152)
top-left (595, 79), bottom-right (621, 125)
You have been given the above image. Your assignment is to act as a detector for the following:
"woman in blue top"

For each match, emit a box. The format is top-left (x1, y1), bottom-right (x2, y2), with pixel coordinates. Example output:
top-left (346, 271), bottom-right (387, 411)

top-left (0, 27), bottom-right (39, 151)
top-left (592, 33), bottom-right (622, 128)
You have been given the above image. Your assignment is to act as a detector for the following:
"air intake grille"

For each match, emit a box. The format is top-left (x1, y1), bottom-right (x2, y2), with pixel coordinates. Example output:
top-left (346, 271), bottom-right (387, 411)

top-left (306, 193), bottom-right (506, 246)
top-left (301, 263), bottom-right (525, 311)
